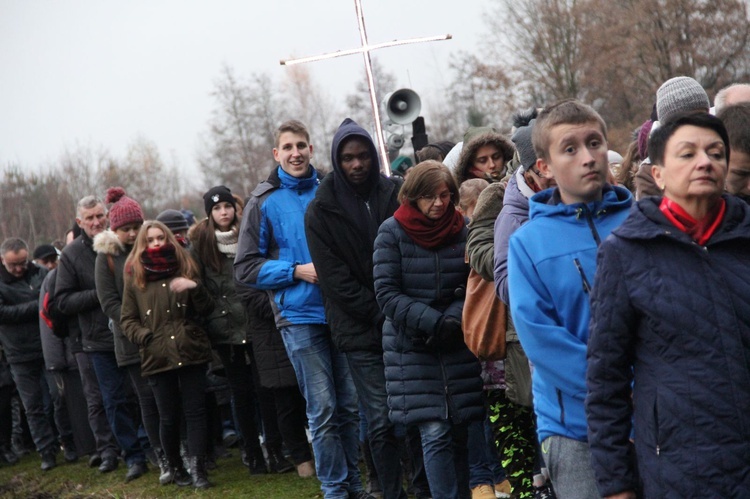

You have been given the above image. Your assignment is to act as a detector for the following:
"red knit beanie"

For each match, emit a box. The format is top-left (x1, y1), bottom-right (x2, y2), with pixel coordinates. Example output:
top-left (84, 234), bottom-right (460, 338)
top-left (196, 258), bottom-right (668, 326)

top-left (106, 187), bottom-right (144, 231)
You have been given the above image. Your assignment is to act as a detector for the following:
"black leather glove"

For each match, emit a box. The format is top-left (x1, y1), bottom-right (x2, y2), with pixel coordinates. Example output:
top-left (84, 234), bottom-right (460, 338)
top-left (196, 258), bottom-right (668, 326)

top-left (426, 317), bottom-right (464, 351)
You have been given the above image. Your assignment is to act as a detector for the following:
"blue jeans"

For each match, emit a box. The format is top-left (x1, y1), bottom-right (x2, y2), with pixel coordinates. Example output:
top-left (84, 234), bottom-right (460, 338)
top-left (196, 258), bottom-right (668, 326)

top-left (88, 351), bottom-right (145, 466)
top-left (419, 420), bottom-right (471, 499)
top-left (467, 418), bottom-right (505, 488)
top-left (281, 324), bottom-right (361, 499)
top-left (346, 350), bottom-right (407, 499)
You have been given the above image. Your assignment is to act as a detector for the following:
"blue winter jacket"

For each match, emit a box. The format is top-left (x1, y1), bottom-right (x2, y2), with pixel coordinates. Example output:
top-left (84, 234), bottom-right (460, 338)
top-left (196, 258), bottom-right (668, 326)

top-left (234, 166), bottom-right (325, 327)
top-left (373, 216), bottom-right (484, 426)
top-left (507, 184), bottom-right (631, 443)
top-left (586, 195), bottom-right (750, 498)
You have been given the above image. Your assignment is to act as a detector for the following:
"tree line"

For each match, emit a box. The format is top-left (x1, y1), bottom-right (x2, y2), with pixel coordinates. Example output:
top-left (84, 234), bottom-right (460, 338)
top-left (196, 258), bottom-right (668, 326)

top-left (3, 0), bottom-right (748, 246)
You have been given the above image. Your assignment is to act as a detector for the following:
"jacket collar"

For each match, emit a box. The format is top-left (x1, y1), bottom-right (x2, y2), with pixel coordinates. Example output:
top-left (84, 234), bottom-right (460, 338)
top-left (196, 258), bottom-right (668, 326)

top-left (614, 194), bottom-right (750, 244)
top-left (529, 184), bottom-right (632, 221)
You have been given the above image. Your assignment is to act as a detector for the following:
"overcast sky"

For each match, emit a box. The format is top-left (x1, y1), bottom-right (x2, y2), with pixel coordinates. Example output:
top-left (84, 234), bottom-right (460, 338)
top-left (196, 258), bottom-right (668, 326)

top-left (0, 0), bottom-right (488, 178)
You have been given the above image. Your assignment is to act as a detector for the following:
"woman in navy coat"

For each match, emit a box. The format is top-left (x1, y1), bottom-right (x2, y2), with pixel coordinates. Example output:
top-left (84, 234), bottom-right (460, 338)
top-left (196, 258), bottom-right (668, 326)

top-left (586, 113), bottom-right (750, 499)
top-left (374, 161), bottom-right (484, 499)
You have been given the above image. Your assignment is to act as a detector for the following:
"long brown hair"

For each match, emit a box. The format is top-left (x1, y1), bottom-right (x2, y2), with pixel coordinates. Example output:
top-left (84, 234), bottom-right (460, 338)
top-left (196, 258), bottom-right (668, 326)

top-left (189, 195), bottom-right (244, 274)
top-left (125, 220), bottom-right (200, 289)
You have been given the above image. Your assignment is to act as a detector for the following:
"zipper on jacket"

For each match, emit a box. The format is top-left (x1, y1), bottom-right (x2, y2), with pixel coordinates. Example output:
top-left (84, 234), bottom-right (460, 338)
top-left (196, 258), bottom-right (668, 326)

top-left (576, 206), bottom-right (602, 246)
top-left (439, 352), bottom-right (450, 420)
top-left (556, 388), bottom-right (565, 426)
top-left (434, 253), bottom-right (441, 297)
top-left (573, 258), bottom-right (592, 294)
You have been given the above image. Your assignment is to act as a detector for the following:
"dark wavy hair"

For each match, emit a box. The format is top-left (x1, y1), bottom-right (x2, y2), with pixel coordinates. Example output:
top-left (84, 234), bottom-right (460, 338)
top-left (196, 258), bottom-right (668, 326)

top-left (648, 112), bottom-right (730, 167)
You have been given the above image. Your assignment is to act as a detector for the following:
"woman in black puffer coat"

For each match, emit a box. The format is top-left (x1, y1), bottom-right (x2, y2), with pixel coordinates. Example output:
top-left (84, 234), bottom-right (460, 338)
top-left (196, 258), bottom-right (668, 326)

top-left (373, 161), bottom-right (484, 499)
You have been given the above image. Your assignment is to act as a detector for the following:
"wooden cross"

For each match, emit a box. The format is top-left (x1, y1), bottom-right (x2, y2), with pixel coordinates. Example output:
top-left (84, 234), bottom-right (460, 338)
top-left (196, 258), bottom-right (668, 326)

top-left (280, 0), bottom-right (451, 175)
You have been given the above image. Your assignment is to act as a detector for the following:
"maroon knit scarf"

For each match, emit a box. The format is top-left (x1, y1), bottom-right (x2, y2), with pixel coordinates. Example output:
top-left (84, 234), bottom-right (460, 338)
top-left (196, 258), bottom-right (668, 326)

top-left (659, 197), bottom-right (726, 246)
top-left (140, 243), bottom-right (179, 282)
top-left (393, 202), bottom-right (465, 249)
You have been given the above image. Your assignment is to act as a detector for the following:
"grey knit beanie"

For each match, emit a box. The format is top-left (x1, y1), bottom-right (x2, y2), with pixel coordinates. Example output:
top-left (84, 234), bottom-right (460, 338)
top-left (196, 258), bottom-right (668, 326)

top-left (156, 209), bottom-right (189, 233)
top-left (656, 76), bottom-right (710, 123)
top-left (511, 119), bottom-right (537, 171)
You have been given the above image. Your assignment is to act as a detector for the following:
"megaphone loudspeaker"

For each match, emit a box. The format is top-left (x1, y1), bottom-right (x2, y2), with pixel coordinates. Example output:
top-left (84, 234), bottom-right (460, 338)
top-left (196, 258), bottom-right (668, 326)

top-left (383, 88), bottom-right (421, 125)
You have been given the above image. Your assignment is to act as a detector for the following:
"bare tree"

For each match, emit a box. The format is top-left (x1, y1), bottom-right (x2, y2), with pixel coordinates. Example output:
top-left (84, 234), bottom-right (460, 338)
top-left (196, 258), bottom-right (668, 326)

top-left (198, 65), bottom-right (282, 197)
top-left (282, 65), bottom-right (338, 172)
top-left (345, 58), bottom-right (398, 135)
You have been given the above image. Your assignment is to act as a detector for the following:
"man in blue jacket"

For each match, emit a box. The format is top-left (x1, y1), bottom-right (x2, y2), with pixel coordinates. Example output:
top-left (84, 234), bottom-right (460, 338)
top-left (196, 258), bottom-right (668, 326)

top-left (507, 100), bottom-right (632, 498)
top-left (234, 120), bottom-right (367, 499)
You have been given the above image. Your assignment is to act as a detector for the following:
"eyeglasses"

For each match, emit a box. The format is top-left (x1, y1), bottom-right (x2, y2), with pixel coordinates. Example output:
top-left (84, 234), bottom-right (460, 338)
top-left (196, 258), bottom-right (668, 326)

top-left (418, 192), bottom-right (453, 204)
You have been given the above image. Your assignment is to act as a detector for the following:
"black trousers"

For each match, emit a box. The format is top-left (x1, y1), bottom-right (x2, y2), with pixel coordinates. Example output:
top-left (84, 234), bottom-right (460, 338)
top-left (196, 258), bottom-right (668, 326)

top-left (148, 364), bottom-right (207, 460)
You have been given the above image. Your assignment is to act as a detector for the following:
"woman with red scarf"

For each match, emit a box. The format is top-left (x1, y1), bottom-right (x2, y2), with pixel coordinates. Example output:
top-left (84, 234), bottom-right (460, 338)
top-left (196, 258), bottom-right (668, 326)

top-left (586, 112), bottom-right (750, 498)
top-left (120, 221), bottom-right (214, 489)
top-left (373, 161), bottom-right (484, 499)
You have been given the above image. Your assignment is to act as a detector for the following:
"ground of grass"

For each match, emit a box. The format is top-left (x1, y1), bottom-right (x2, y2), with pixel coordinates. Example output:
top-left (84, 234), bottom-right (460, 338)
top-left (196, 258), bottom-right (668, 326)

top-left (0, 452), bottom-right (324, 498)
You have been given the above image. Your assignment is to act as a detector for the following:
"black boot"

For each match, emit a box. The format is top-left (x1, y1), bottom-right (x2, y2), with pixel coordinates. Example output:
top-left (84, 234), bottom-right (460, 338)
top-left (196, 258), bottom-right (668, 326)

top-left (245, 444), bottom-right (268, 475)
top-left (0, 443), bottom-right (19, 465)
top-left (166, 455), bottom-right (192, 487)
top-left (40, 445), bottom-right (57, 472)
top-left (154, 448), bottom-right (172, 486)
top-left (189, 456), bottom-right (212, 489)
top-left (61, 435), bottom-right (79, 463)
top-left (267, 445), bottom-right (294, 474)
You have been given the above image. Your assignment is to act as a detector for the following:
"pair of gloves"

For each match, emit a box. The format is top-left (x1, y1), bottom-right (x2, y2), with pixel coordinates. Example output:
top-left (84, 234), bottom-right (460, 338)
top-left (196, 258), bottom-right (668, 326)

top-left (425, 317), bottom-right (465, 351)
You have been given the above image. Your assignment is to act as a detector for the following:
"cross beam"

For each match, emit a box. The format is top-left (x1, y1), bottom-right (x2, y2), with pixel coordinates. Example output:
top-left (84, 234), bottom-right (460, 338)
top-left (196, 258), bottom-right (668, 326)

top-left (280, 0), bottom-right (451, 176)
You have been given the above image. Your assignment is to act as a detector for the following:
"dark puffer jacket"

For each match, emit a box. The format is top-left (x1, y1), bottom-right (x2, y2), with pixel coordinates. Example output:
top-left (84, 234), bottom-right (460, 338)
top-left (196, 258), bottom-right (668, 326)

top-left (237, 285), bottom-right (298, 389)
top-left (94, 230), bottom-right (139, 366)
top-left (306, 118), bottom-right (401, 353)
top-left (56, 232), bottom-right (113, 352)
top-left (120, 274), bottom-right (213, 377)
top-left (192, 245), bottom-right (249, 347)
top-left (373, 216), bottom-right (483, 426)
top-left (0, 263), bottom-right (47, 364)
top-left (586, 195), bottom-right (750, 498)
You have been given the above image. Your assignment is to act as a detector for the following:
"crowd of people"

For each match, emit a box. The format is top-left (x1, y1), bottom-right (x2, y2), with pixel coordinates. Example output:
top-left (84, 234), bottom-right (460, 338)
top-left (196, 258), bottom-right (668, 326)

top-left (1, 76), bottom-right (749, 499)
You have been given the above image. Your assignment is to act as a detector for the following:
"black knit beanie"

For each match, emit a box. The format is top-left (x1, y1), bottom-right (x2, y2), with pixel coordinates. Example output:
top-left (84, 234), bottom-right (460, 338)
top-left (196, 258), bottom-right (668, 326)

top-left (203, 186), bottom-right (235, 216)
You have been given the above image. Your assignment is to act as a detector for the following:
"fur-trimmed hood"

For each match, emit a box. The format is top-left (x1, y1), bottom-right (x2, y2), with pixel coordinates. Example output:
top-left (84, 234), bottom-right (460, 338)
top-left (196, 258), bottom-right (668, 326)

top-left (93, 229), bottom-right (126, 256)
top-left (455, 132), bottom-right (515, 186)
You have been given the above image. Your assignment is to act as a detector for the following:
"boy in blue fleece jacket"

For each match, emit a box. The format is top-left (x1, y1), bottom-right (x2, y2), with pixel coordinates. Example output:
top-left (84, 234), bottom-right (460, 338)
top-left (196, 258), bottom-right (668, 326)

top-left (507, 100), bottom-right (632, 499)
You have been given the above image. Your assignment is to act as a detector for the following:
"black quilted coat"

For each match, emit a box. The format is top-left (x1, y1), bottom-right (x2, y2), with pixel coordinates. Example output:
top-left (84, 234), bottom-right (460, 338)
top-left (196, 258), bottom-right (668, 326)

top-left (373, 216), bottom-right (483, 426)
top-left (586, 195), bottom-right (750, 498)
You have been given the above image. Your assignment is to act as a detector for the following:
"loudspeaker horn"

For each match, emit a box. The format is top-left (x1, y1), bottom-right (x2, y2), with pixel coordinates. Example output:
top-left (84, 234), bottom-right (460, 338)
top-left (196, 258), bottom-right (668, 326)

top-left (383, 89), bottom-right (421, 125)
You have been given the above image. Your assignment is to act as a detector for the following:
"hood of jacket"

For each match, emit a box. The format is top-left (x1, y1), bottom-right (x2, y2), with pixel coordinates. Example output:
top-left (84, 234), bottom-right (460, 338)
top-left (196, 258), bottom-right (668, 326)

top-left (327, 118), bottom-right (386, 245)
top-left (529, 184), bottom-right (633, 222)
top-left (455, 132), bottom-right (515, 186)
top-left (330, 118), bottom-right (381, 192)
top-left (470, 182), bottom-right (506, 225)
top-left (502, 171), bottom-right (531, 218)
top-left (93, 229), bottom-right (126, 256)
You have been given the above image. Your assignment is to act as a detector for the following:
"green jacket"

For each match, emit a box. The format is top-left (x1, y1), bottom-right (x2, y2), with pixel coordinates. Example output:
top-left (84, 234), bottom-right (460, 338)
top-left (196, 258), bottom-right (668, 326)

top-left (121, 274), bottom-right (213, 377)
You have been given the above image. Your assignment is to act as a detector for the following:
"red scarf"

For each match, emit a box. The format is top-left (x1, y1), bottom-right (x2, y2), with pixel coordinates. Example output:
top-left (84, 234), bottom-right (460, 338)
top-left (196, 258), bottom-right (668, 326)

top-left (659, 197), bottom-right (726, 246)
top-left (393, 202), bottom-right (465, 249)
top-left (140, 243), bottom-right (180, 282)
